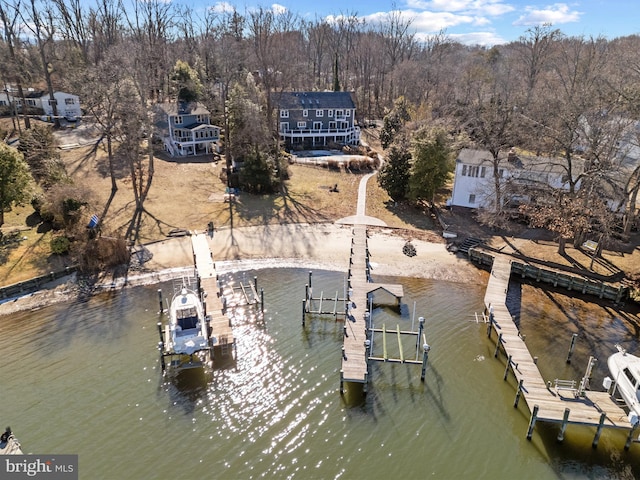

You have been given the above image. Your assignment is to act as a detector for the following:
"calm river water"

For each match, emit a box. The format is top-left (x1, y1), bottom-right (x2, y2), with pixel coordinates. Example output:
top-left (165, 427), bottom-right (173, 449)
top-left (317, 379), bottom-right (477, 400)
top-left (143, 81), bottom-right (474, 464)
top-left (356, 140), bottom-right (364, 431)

top-left (2, 267), bottom-right (640, 479)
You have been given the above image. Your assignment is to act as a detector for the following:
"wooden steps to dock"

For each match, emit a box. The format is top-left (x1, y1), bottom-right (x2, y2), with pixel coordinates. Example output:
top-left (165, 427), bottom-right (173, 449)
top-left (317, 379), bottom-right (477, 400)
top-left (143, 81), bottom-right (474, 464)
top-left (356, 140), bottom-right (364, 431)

top-left (484, 255), bottom-right (638, 448)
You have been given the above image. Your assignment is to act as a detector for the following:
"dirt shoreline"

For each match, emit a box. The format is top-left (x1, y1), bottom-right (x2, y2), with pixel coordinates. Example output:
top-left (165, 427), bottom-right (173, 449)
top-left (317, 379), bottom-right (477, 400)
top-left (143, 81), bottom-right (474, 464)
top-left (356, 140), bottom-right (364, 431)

top-left (0, 223), bottom-right (486, 316)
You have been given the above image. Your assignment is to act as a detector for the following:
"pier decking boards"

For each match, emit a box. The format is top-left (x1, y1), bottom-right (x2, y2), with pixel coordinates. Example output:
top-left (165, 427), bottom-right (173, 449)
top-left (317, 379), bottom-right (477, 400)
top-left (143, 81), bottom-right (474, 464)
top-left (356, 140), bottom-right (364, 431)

top-left (340, 225), bottom-right (404, 390)
top-left (191, 234), bottom-right (234, 354)
top-left (485, 255), bottom-right (638, 447)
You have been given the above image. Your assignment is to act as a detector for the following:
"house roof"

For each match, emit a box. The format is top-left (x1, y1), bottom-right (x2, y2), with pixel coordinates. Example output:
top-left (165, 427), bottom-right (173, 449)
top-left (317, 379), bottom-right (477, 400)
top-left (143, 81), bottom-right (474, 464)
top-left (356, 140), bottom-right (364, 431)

top-left (155, 101), bottom-right (210, 116)
top-left (24, 90), bottom-right (46, 98)
top-left (457, 148), bottom-right (581, 175)
top-left (181, 122), bottom-right (220, 130)
top-left (274, 91), bottom-right (355, 110)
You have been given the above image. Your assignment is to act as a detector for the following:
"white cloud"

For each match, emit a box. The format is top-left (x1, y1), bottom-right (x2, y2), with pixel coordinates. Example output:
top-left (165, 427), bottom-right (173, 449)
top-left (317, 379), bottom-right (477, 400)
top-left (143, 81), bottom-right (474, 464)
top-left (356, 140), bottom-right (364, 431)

top-left (513, 3), bottom-right (582, 26)
top-left (410, 11), bottom-right (476, 31)
top-left (359, 9), bottom-right (476, 33)
top-left (447, 31), bottom-right (508, 46)
top-left (406, 0), bottom-right (515, 16)
top-left (271, 3), bottom-right (288, 15)
top-left (209, 2), bottom-right (235, 14)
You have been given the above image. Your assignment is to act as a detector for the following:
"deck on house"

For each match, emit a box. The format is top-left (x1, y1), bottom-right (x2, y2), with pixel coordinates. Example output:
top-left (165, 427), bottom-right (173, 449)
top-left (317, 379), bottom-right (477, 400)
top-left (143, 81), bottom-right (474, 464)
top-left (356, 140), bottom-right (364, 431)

top-left (485, 255), bottom-right (636, 444)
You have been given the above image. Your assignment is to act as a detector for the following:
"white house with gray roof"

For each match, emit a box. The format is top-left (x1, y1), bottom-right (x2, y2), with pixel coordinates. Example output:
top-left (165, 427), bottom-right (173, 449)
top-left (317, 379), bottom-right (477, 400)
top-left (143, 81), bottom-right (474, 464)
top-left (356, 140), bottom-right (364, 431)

top-left (154, 101), bottom-right (221, 157)
top-left (450, 148), bottom-right (580, 210)
top-left (274, 91), bottom-right (360, 149)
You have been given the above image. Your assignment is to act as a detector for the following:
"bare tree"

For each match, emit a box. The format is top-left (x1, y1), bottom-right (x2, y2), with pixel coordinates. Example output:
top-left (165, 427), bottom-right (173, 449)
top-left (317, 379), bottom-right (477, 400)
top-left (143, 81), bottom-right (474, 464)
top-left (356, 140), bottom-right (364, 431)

top-left (51, 0), bottom-right (90, 65)
top-left (513, 24), bottom-right (562, 108)
top-left (0, 0), bottom-right (30, 129)
top-left (22, 0), bottom-right (61, 128)
top-left (87, 0), bottom-right (123, 65)
top-left (455, 47), bottom-right (520, 215)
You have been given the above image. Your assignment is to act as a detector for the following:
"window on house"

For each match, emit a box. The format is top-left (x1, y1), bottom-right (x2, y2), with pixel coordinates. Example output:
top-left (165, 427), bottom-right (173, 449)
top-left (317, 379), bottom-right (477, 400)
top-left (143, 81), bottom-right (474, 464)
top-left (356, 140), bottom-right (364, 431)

top-left (65, 98), bottom-right (75, 105)
top-left (313, 121), bottom-right (322, 130)
top-left (336, 109), bottom-right (344, 117)
top-left (328, 109), bottom-right (334, 117)
top-left (480, 166), bottom-right (486, 178)
top-left (0, 100), bottom-right (6, 106)
top-left (329, 121), bottom-right (336, 130)
top-left (280, 110), bottom-right (289, 118)
top-left (316, 109), bottom-right (323, 117)
top-left (462, 165), bottom-right (467, 176)
top-left (469, 194), bottom-right (476, 204)
top-left (297, 121), bottom-right (306, 129)
top-left (345, 110), bottom-right (351, 117)
top-left (27, 99), bottom-right (37, 106)
top-left (280, 122), bottom-right (289, 132)
top-left (303, 109), bottom-right (308, 117)
top-left (175, 116), bottom-right (183, 125)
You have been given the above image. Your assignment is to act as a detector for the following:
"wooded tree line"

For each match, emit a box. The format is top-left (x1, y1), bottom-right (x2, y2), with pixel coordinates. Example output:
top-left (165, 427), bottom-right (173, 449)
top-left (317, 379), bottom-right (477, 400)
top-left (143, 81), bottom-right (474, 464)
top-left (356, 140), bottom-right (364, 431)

top-left (1, 0), bottom-right (640, 254)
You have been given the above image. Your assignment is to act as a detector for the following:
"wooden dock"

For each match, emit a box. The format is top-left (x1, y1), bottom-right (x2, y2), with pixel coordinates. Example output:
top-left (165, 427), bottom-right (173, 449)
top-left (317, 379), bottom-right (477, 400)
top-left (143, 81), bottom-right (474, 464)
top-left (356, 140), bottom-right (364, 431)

top-left (470, 248), bottom-right (628, 303)
top-left (340, 225), bottom-right (404, 392)
top-left (484, 255), bottom-right (638, 448)
top-left (191, 234), bottom-right (235, 359)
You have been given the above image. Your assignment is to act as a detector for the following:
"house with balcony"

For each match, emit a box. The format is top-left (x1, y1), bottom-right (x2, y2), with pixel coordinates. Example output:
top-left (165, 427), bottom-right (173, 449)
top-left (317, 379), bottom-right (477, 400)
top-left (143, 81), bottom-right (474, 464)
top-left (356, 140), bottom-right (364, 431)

top-left (274, 91), bottom-right (360, 149)
top-left (154, 102), bottom-right (221, 157)
top-left (450, 148), bottom-right (581, 211)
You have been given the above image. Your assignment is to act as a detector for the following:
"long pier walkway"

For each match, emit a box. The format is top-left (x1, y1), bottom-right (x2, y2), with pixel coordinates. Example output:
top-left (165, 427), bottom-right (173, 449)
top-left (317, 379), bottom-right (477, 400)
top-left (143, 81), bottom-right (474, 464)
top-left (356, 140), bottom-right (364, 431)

top-left (338, 174), bottom-right (404, 393)
top-left (191, 233), bottom-right (235, 359)
top-left (485, 255), bottom-right (637, 447)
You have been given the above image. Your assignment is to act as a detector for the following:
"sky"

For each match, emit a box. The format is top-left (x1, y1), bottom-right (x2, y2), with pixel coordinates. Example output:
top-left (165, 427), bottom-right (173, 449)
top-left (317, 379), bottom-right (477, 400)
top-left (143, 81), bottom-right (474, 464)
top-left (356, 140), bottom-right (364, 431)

top-left (192, 0), bottom-right (640, 46)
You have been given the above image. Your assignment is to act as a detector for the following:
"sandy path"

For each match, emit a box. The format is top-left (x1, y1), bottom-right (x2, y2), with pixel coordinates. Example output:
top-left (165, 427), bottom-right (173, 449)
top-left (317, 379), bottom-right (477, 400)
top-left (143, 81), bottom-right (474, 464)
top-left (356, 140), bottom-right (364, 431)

top-left (143, 223), bottom-right (485, 283)
top-left (0, 223), bottom-right (485, 316)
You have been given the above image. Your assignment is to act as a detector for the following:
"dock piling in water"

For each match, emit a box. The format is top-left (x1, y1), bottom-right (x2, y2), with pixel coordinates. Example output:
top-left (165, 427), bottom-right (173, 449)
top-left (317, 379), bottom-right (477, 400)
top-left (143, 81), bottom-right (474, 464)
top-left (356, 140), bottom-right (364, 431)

top-left (420, 342), bottom-right (430, 381)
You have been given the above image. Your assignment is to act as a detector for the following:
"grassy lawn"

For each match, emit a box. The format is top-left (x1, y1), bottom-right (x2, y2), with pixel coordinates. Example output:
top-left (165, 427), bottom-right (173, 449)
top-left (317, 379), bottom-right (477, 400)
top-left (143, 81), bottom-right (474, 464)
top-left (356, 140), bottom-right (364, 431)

top-left (0, 132), bottom-right (437, 283)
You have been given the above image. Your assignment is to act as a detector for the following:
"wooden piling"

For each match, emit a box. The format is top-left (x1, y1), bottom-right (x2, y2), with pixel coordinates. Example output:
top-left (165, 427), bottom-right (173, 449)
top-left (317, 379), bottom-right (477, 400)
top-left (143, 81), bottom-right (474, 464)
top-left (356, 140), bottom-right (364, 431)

top-left (504, 355), bottom-right (512, 381)
top-left (527, 405), bottom-right (539, 440)
top-left (397, 325), bottom-right (404, 363)
top-left (417, 317), bottom-right (425, 355)
top-left (158, 289), bottom-right (163, 314)
top-left (494, 332), bottom-right (503, 358)
top-left (592, 412), bottom-right (607, 448)
top-left (514, 379), bottom-right (524, 408)
top-left (157, 321), bottom-right (165, 372)
top-left (420, 342), bottom-right (430, 381)
top-left (158, 342), bottom-right (165, 371)
top-left (557, 408), bottom-right (571, 442)
top-left (302, 299), bottom-right (306, 326)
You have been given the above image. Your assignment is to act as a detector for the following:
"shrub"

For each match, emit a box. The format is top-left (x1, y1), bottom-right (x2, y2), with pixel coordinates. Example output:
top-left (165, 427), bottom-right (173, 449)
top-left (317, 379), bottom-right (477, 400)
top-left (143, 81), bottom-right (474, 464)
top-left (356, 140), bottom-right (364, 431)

top-left (50, 235), bottom-right (71, 255)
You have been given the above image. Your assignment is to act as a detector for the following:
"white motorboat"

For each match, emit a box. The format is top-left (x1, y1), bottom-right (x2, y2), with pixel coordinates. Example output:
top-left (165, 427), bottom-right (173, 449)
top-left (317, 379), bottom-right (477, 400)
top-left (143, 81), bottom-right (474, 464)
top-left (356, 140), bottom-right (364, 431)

top-left (0, 427), bottom-right (23, 455)
top-left (606, 345), bottom-right (640, 424)
top-left (166, 286), bottom-right (211, 369)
